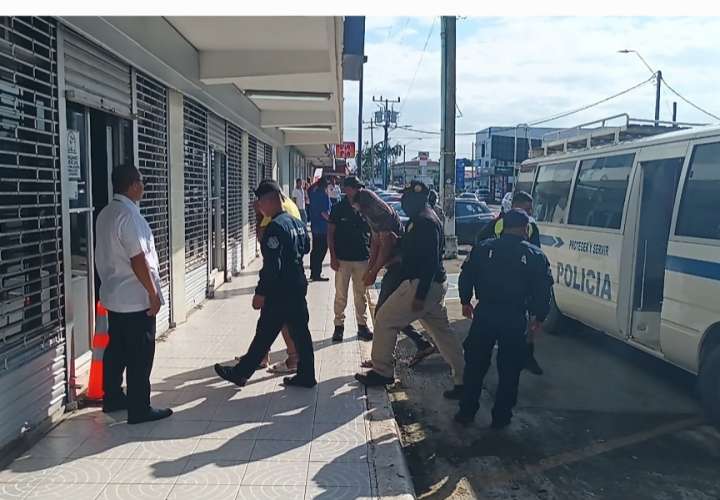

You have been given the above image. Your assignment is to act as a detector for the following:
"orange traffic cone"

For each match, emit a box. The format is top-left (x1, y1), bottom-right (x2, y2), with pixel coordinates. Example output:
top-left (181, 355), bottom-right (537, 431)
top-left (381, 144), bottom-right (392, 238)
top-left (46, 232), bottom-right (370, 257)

top-left (86, 302), bottom-right (110, 401)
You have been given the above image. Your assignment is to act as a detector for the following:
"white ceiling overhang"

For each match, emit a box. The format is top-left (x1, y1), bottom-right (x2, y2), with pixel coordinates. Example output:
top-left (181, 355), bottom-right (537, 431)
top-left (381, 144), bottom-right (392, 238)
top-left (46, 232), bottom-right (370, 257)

top-left (166, 16), bottom-right (343, 166)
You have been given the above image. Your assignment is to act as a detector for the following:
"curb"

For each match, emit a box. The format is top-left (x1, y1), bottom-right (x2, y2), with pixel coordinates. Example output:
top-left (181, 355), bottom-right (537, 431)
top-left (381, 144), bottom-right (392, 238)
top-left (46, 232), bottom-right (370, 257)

top-left (361, 287), bottom-right (416, 500)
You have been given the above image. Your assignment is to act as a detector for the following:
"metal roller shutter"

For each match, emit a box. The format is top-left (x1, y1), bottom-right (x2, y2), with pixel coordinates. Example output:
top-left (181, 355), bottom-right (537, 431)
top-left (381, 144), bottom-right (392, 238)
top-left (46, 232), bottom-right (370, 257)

top-left (135, 71), bottom-right (170, 333)
top-left (247, 135), bottom-right (258, 256)
top-left (208, 113), bottom-right (225, 153)
top-left (0, 16), bottom-right (65, 449)
top-left (62, 27), bottom-right (131, 117)
top-left (262, 141), bottom-right (273, 180)
top-left (227, 123), bottom-right (243, 275)
top-left (183, 97), bottom-right (208, 310)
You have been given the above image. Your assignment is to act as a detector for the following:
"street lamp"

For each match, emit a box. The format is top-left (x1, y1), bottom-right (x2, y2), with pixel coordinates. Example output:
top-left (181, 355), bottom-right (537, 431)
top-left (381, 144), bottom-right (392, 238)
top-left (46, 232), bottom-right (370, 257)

top-left (618, 49), bottom-right (661, 123)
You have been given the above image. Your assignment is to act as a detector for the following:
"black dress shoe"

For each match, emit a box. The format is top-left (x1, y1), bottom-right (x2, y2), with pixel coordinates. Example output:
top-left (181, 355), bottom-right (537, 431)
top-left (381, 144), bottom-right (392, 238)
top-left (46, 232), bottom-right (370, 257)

top-left (214, 364), bottom-right (248, 387)
top-left (332, 325), bottom-right (344, 342)
top-left (357, 325), bottom-right (373, 342)
top-left (355, 370), bottom-right (394, 387)
top-left (454, 411), bottom-right (474, 426)
top-left (525, 354), bottom-right (544, 376)
top-left (282, 375), bottom-right (317, 388)
top-left (311, 276), bottom-right (330, 282)
top-left (128, 407), bottom-right (173, 425)
top-left (443, 385), bottom-right (464, 400)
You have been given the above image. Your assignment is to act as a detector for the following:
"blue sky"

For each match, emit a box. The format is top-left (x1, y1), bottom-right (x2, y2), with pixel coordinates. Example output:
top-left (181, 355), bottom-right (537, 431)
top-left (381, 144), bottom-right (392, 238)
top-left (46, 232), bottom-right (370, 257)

top-left (343, 16), bottom-right (720, 163)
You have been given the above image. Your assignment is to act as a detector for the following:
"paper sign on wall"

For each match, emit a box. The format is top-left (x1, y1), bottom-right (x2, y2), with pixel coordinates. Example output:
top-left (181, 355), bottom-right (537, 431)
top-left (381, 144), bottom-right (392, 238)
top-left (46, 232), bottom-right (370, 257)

top-left (66, 130), bottom-right (81, 180)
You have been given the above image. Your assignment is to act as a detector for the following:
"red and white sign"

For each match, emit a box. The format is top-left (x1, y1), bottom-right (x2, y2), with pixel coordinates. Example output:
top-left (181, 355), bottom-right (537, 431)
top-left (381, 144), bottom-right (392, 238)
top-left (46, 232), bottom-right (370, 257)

top-left (335, 142), bottom-right (356, 159)
top-left (418, 151), bottom-right (429, 168)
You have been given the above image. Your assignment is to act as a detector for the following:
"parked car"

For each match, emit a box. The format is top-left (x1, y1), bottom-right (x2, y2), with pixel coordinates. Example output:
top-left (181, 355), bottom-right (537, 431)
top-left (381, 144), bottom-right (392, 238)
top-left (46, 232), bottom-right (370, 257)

top-left (390, 199), bottom-right (494, 245)
top-left (458, 192), bottom-right (479, 201)
top-left (455, 199), bottom-right (495, 245)
top-left (379, 192), bottom-right (402, 203)
top-left (388, 201), bottom-right (409, 224)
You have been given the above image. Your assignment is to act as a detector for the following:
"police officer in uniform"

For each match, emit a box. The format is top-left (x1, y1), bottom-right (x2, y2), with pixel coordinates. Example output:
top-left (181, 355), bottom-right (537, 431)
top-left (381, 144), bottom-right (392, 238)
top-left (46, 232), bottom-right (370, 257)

top-left (215, 180), bottom-right (317, 389)
top-left (455, 209), bottom-right (553, 428)
top-left (475, 191), bottom-right (544, 375)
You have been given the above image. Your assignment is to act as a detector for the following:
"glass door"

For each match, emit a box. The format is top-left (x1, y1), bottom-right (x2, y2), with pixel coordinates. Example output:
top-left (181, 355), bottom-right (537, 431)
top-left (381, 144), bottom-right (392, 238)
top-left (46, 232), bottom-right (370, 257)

top-left (66, 103), bottom-right (94, 369)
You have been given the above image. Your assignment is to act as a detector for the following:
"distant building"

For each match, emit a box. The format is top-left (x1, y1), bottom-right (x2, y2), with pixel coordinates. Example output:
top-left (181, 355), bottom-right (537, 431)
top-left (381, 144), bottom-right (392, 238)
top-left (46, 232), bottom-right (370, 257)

top-left (390, 157), bottom-right (441, 189)
top-left (474, 126), bottom-right (562, 201)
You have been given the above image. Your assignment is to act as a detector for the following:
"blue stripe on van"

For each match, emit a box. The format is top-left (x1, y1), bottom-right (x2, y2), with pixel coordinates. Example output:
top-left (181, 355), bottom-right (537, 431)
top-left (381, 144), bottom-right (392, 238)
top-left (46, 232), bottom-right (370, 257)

top-left (665, 255), bottom-right (720, 282)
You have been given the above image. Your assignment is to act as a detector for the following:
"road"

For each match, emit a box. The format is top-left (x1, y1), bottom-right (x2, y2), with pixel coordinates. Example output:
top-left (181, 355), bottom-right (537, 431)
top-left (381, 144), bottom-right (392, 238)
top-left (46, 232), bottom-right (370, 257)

top-left (388, 287), bottom-right (720, 499)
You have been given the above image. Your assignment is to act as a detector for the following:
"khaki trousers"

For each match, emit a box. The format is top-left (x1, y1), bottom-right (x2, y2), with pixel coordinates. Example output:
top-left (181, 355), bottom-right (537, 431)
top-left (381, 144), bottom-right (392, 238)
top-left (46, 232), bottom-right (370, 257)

top-left (334, 260), bottom-right (370, 327)
top-left (371, 279), bottom-right (465, 384)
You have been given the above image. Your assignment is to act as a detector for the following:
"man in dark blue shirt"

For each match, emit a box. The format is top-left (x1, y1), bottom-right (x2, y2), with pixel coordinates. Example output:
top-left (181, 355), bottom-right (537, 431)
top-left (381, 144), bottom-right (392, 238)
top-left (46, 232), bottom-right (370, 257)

top-left (456, 209), bottom-right (553, 428)
top-left (215, 180), bottom-right (317, 389)
top-left (309, 177), bottom-right (332, 281)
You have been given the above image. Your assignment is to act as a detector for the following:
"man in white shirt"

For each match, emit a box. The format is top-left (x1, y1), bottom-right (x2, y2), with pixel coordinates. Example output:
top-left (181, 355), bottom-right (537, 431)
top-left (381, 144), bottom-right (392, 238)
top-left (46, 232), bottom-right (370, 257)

top-left (327, 176), bottom-right (341, 205)
top-left (291, 178), bottom-right (308, 224)
top-left (95, 164), bottom-right (172, 425)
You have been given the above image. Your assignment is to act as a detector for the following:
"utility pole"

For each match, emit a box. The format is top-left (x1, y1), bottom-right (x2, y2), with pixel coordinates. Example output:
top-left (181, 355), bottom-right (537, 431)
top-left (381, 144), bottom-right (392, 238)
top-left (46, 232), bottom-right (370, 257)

top-left (369, 118), bottom-right (374, 183)
top-left (655, 70), bottom-right (662, 124)
top-left (672, 101), bottom-right (678, 126)
top-left (373, 96), bottom-right (400, 189)
top-left (439, 16), bottom-right (457, 258)
top-left (357, 62), bottom-right (364, 177)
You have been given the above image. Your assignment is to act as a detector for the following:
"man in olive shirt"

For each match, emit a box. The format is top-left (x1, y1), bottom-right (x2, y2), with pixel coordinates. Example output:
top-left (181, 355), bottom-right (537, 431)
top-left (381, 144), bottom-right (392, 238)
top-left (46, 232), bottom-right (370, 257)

top-left (328, 177), bottom-right (373, 342)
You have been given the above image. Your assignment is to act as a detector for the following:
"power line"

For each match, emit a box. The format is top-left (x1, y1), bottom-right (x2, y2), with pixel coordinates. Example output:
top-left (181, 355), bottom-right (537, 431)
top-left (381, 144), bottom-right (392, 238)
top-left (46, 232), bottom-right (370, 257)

top-left (660, 77), bottom-right (720, 121)
top-left (526, 74), bottom-right (657, 126)
top-left (398, 17), bottom-right (436, 115)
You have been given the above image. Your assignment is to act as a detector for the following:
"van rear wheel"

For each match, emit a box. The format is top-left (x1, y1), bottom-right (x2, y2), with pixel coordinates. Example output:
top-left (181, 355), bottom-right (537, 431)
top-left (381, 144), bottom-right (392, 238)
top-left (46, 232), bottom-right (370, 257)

top-left (542, 289), bottom-right (566, 335)
top-left (699, 346), bottom-right (720, 427)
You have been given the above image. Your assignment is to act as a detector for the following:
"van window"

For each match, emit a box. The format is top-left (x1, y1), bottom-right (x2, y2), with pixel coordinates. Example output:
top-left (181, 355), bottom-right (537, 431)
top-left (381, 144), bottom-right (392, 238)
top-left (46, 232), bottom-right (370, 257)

top-left (568, 153), bottom-right (634, 229)
top-left (533, 161), bottom-right (575, 224)
top-left (676, 142), bottom-right (720, 240)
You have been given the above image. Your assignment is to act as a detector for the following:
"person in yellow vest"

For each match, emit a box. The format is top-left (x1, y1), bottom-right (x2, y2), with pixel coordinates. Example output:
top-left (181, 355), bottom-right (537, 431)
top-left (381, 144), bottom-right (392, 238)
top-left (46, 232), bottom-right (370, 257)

top-left (238, 192), bottom-right (303, 374)
top-left (473, 191), bottom-right (544, 376)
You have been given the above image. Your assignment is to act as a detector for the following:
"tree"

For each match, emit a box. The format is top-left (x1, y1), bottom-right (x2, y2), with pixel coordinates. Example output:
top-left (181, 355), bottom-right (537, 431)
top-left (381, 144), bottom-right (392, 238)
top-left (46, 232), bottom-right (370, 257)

top-left (358, 141), bottom-right (403, 184)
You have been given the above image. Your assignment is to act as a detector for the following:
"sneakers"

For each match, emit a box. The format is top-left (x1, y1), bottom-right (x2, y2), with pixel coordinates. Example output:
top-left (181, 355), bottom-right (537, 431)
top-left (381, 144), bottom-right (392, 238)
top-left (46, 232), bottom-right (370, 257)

top-left (442, 385), bottom-right (464, 400)
top-left (355, 370), bottom-right (394, 387)
top-left (357, 325), bottom-right (373, 342)
top-left (128, 407), bottom-right (173, 425)
top-left (214, 363), bottom-right (248, 387)
top-left (282, 375), bottom-right (317, 388)
top-left (332, 325), bottom-right (344, 342)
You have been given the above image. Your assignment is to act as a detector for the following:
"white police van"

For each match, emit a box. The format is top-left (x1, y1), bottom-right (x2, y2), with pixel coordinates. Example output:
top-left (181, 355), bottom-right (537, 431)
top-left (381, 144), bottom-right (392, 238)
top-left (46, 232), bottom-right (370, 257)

top-left (515, 115), bottom-right (720, 423)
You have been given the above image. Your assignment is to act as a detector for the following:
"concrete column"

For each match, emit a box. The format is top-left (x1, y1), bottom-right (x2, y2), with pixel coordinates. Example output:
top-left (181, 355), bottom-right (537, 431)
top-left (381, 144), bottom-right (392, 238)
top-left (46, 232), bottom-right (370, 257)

top-left (277, 145), bottom-right (291, 195)
top-left (167, 89), bottom-right (186, 325)
top-left (241, 130), bottom-right (250, 269)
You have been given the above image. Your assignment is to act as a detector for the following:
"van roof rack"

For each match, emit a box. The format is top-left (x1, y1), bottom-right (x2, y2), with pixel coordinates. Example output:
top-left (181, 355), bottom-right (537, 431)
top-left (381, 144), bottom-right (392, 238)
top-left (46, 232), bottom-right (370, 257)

top-left (528, 114), bottom-right (707, 158)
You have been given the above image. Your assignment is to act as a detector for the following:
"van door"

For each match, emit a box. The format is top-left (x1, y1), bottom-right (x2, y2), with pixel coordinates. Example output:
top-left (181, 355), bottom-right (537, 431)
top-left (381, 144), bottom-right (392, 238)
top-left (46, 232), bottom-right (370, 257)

top-left (629, 156), bottom-right (684, 350)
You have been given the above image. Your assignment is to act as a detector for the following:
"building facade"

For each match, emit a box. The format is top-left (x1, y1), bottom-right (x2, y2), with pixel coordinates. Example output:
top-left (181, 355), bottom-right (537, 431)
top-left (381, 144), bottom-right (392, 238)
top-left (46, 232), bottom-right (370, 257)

top-left (0, 16), bottom-right (347, 451)
top-left (474, 126), bottom-right (562, 201)
top-left (390, 159), bottom-right (441, 189)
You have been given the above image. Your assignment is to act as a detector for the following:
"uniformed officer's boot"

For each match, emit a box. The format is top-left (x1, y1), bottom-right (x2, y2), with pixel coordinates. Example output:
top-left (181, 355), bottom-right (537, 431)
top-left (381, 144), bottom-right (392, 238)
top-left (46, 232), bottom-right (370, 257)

top-left (443, 385), bottom-right (464, 400)
top-left (453, 411), bottom-right (474, 426)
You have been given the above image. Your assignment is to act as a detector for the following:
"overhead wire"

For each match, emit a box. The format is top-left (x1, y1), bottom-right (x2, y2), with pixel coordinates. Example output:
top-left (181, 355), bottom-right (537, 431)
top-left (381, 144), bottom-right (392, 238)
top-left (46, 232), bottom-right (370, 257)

top-left (660, 77), bottom-right (720, 121)
top-left (398, 17), bottom-right (437, 115)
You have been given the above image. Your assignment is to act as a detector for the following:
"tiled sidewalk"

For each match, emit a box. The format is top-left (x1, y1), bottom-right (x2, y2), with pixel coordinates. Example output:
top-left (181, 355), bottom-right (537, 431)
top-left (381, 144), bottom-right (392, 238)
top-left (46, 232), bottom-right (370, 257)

top-left (0, 261), bottom-right (412, 500)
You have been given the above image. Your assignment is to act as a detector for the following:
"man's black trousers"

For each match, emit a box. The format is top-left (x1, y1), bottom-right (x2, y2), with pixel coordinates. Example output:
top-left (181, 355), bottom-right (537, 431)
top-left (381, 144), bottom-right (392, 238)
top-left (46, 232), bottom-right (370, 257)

top-left (104, 310), bottom-right (156, 419)
top-left (458, 315), bottom-right (527, 422)
top-left (232, 290), bottom-right (316, 383)
top-left (310, 232), bottom-right (328, 279)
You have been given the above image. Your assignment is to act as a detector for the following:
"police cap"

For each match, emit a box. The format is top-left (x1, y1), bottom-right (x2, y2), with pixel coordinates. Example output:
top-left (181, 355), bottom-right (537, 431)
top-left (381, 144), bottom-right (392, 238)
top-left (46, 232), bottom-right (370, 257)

top-left (254, 179), bottom-right (282, 198)
top-left (503, 208), bottom-right (530, 229)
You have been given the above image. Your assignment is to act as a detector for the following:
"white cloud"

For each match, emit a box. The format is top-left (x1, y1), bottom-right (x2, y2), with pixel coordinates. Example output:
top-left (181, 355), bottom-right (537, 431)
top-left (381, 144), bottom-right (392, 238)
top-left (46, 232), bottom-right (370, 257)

top-left (344, 16), bottom-right (720, 162)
